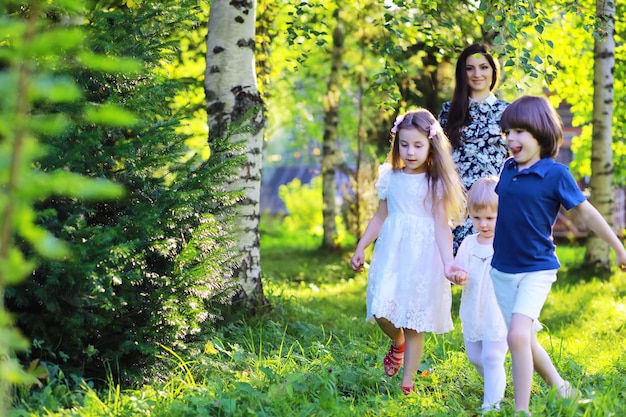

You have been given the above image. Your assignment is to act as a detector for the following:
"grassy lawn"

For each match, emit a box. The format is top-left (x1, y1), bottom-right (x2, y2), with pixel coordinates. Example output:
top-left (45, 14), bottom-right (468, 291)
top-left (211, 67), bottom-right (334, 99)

top-left (243, 223), bottom-right (626, 416)
top-left (11, 220), bottom-right (626, 416)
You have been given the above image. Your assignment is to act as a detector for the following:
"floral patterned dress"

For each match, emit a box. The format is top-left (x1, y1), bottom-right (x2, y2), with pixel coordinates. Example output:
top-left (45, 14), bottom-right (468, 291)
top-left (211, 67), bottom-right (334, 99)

top-left (438, 94), bottom-right (509, 252)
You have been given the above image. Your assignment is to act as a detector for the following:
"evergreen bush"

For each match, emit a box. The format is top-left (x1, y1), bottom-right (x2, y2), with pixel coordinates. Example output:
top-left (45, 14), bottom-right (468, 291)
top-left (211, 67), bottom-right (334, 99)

top-left (4, 1), bottom-right (242, 384)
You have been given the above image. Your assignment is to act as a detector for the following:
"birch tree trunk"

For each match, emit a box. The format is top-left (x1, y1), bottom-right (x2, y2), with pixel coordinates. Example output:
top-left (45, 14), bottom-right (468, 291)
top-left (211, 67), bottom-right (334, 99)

top-left (321, 8), bottom-right (344, 250)
top-left (585, 0), bottom-right (616, 272)
top-left (205, 0), bottom-right (266, 305)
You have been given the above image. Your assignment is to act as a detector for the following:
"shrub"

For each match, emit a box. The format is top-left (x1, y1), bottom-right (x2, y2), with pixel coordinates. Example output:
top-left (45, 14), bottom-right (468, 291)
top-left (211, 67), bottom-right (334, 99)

top-left (5, 1), bottom-right (241, 384)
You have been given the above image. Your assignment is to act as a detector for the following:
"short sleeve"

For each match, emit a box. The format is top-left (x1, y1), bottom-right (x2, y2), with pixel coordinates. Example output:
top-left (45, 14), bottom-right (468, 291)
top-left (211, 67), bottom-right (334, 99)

top-left (375, 163), bottom-right (392, 200)
top-left (557, 167), bottom-right (586, 210)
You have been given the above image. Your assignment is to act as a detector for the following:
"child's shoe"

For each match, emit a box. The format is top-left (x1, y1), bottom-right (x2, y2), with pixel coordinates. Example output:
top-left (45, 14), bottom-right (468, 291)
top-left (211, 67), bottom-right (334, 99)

top-left (557, 380), bottom-right (580, 399)
top-left (383, 341), bottom-right (405, 377)
top-left (401, 384), bottom-right (414, 395)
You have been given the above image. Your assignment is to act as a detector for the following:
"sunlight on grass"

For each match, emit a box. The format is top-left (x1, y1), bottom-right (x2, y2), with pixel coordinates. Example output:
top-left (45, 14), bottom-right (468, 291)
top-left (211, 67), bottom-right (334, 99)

top-left (542, 270), bottom-right (626, 374)
top-left (265, 274), bottom-right (367, 318)
top-left (258, 229), bottom-right (626, 416)
top-left (13, 228), bottom-right (626, 416)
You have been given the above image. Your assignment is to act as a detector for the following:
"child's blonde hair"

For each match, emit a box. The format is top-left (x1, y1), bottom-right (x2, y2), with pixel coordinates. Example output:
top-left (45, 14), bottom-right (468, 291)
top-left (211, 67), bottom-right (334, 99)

top-left (467, 176), bottom-right (498, 214)
top-left (388, 108), bottom-right (466, 225)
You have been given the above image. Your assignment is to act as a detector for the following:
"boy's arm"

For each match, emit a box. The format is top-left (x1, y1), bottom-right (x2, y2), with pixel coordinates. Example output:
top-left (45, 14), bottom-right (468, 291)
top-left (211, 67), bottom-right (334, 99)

top-left (572, 200), bottom-right (626, 270)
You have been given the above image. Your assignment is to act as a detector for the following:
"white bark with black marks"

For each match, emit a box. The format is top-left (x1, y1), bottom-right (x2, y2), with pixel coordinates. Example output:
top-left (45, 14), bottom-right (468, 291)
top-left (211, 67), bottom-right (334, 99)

top-left (586, 0), bottom-right (616, 271)
top-left (205, 0), bottom-right (266, 303)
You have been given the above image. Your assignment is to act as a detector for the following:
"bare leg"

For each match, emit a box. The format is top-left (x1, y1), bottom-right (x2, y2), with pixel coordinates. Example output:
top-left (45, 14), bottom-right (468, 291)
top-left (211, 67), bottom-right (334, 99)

top-left (508, 313), bottom-right (534, 412)
top-left (375, 316), bottom-right (405, 346)
top-left (531, 331), bottom-right (577, 398)
top-left (401, 329), bottom-right (424, 388)
top-left (531, 331), bottom-right (565, 389)
top-left (375, 316), bottom-right (406, 378)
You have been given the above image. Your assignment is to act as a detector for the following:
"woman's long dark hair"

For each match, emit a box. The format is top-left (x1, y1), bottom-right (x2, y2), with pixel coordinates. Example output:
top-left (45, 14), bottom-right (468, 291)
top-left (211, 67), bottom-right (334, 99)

top-left (445, 44), bottom-right (499, 148)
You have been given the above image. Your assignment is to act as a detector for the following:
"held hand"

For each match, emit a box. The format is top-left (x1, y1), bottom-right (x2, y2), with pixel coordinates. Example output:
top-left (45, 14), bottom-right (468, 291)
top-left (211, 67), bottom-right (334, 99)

top-left (445, 263), bottom-right (468, 285)
top-left (453, 271), bottom-right (469, 285)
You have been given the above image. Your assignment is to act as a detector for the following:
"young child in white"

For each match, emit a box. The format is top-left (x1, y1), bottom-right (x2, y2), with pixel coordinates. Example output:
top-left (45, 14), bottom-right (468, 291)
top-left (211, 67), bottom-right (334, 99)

top-left (350, 109), bottom-right (467, 395)
top-left (453, 176), bottom-right (508, 412)
top-left (491, 95), bottom-right (626, 414)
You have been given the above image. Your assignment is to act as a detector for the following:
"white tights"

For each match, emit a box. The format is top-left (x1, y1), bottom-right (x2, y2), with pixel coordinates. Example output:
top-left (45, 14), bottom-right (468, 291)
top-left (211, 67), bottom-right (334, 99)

top-left (464, 338), bottom-right (508, 411)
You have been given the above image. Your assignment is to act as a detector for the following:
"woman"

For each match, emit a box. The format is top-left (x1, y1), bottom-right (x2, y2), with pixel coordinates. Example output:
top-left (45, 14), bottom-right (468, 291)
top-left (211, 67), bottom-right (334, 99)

top-left (438, 43), bottom-right (509, 253)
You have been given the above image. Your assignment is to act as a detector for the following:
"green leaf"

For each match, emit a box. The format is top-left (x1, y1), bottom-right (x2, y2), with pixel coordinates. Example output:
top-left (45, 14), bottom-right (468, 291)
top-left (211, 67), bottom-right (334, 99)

top-left (78, 51), bottom-right (143, 73)
top-left (36, 170), bottom-right (126, 200)
top-left (30, 75), bottom-right (82, 103)
top-left (0, 247), bottom-right (37, 285)
top-left (26, 27), bottom-right (84, 57)
top-left (30, 114), bottom-right (71, 136)
top-left (84, 103), bottom-right (138, 126)
top-left (0, 354), bottom-right (38, 384)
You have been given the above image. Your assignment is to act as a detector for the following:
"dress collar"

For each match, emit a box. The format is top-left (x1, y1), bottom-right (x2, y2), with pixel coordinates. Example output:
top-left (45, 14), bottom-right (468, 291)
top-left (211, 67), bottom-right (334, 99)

top-left (469, 93), bottom-right (497, 106)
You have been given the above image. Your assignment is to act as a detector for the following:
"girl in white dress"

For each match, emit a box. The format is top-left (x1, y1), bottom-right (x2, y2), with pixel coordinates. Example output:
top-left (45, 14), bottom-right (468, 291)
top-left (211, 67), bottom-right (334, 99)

top-left (452, 176), bottom-right (508, 412)
top-left (350, 109), bottom-right (467, 395)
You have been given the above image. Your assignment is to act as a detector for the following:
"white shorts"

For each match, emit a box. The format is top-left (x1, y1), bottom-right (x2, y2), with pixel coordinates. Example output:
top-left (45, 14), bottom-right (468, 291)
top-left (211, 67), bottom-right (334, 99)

top-left (490, 268), bottom-right (557, 327)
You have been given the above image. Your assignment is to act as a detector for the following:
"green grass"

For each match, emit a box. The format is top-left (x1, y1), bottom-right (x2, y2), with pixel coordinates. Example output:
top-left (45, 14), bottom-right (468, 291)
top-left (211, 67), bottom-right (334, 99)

top-left (11, 221), bottom-right (626, 416)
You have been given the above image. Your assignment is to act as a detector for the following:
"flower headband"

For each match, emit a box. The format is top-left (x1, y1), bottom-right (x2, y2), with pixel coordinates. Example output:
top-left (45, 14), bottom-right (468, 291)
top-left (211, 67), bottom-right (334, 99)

top-left (428, 122), bottom-right (440, 139)
top-left (390, 114), bottom-right (405, 133)
top-left (390, 113), bottom-right (440, 140)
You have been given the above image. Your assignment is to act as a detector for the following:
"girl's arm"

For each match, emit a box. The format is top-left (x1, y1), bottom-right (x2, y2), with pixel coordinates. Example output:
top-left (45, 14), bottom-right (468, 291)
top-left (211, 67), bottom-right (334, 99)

top-left (350, 200), bottom-right (388, 272)
top-left (572, 200), bottom-right (626, 270)
top-left (451, 236), bottom-right (470, 285)
top-left (434, 200), bottom-right (468, 280)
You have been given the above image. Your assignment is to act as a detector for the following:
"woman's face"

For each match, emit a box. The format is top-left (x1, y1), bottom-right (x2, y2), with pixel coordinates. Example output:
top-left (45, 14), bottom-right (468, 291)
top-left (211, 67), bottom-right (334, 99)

top-left (465, 53), bottom-right (493, 98)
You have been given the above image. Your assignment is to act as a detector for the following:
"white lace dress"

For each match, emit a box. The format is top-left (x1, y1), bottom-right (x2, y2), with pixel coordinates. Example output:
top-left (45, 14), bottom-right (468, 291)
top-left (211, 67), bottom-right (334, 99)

top-left (365, 164), bottom-right (453, 333)
top-left (455, 234), bottom-right (507, 342)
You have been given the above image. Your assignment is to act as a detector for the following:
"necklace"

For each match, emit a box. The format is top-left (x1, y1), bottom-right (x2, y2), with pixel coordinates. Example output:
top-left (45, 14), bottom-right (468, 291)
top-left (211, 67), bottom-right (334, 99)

top-left (472, 253), bottom-right (492, 263)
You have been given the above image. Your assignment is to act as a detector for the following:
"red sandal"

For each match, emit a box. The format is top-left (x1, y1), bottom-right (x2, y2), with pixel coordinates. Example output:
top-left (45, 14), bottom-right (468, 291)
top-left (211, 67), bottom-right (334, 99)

top-left (383, 341), bottom-right (405, 377)
top-left (402, 384), bottom-right (414, 395)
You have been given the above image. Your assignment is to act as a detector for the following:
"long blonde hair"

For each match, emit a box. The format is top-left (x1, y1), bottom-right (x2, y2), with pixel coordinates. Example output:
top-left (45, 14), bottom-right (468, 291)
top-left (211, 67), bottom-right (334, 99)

top-left (388, 109), bottom-right (466, 225)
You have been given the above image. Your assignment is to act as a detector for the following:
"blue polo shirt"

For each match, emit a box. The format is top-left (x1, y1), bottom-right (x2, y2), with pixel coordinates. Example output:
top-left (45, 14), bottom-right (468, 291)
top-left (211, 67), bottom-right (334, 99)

top-left (491, 158), bottom-right (586, 273)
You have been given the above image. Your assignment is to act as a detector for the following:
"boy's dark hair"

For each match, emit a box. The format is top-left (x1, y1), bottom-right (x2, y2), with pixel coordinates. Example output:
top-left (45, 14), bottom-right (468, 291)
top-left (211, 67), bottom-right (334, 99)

top-left (500, 95), bottom-right (563, 159)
